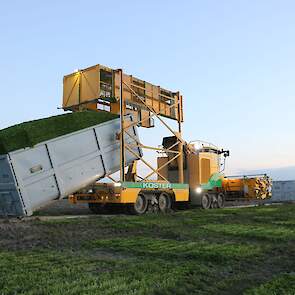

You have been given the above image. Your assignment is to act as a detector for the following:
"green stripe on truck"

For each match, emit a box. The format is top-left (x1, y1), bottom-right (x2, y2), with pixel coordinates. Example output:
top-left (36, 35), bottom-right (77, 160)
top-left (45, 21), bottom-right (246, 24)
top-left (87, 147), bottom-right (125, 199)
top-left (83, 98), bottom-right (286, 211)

top-left (122, 182), bottom-right (189, 190)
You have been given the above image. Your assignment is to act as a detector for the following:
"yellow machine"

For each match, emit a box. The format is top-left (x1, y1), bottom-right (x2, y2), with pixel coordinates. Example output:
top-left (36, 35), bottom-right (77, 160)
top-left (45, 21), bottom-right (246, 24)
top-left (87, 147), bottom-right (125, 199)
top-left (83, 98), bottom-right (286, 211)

top-left (65, 64), bottom-right (188, 214)
top-left (63, 64), bottom-right (183, 127)
top-left (65, 64), bottom-right (272, 214)
top-left (222, 175), bottom-right (272, 200)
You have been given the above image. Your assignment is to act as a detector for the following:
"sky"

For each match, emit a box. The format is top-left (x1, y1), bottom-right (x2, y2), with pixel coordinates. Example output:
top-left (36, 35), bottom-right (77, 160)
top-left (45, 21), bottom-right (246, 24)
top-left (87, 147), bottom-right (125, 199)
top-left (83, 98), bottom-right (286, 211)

top-left (0, 0), bottom-right (294, 177)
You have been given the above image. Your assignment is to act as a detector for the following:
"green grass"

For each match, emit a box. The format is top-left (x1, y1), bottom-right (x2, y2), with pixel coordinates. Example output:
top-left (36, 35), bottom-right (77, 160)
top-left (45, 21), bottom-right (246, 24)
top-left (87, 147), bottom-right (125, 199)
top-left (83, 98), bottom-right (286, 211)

top-left (0, 204), bottom-right (294, 294)
top-left (244, 273), bottom-right (295, 295)
top-left (0, 111), bottom-right (118, 154)
top-left (202, 223), bottom-right (295, 241)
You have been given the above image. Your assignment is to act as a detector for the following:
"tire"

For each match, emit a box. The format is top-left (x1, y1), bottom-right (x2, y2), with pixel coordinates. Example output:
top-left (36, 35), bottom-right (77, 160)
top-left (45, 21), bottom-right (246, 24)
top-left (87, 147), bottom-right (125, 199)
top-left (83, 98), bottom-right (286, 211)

top-left (201, 193), bottom-right (211, 209)
top-left (158, 193), bottom-right (172, 213)
top-left (129, 193), bottom-right (148, 215)
top-left (217, 193), bottom-right (225, 208)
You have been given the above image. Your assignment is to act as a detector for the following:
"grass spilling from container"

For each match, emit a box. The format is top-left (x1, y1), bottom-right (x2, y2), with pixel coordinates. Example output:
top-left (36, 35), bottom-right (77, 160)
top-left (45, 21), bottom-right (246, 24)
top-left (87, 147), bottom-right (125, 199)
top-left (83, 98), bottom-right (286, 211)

top-left (0, 204), bottom-right (294, 294)
top-left (0, 111), bottom-right (118, 154)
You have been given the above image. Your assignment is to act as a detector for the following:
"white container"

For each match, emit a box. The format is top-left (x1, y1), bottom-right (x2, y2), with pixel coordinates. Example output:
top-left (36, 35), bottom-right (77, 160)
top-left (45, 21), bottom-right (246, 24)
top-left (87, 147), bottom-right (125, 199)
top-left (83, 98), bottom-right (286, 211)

top-left (0, 115), bottom-right (141, 216)
top-left (270, 180), bottom-right (295, 202)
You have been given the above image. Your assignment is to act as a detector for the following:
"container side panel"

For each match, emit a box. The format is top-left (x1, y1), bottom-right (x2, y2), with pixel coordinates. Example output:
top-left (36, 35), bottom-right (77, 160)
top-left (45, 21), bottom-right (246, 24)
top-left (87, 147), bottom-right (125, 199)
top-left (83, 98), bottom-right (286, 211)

top-left (94, 116), bottom-right (140, 175)
top-left (24, 176), bottom-right (59, 210)
top-left (0, 156), bottom-right (25, 216)
top-left (94, 119), bottom-right (120, 174)
top-left (95, 120), bottom-right (120, 150)
top-left (48, 130), bottom-right (99, 167)
top-left (9, 146), bottom-right (59, 214)
top-left (9, 145), bottom-right (53, 181)
top-left (55, 155), bottom-right (105, 196)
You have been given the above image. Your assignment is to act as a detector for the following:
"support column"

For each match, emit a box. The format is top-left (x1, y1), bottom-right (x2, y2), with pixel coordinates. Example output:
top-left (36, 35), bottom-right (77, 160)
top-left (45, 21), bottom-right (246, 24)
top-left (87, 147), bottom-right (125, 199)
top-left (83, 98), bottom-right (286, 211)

top-left (119, 69), bottom-right (125, 182)
top-left (177, 92), bottom-right (184, 183)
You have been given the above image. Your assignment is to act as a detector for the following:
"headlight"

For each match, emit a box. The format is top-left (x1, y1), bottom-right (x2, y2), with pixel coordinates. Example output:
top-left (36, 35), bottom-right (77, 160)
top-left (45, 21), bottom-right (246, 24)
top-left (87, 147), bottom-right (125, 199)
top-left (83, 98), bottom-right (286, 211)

top-left (196, 187), bottom-right (202, 194)
top-left (114, 182), bottom-right (122, 187)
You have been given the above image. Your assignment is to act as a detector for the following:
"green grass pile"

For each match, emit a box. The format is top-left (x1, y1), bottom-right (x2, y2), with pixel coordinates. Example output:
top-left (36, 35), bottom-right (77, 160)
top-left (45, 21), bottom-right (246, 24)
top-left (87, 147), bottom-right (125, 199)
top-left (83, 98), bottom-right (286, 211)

top-left (0, 111), bottom-right (118, 154)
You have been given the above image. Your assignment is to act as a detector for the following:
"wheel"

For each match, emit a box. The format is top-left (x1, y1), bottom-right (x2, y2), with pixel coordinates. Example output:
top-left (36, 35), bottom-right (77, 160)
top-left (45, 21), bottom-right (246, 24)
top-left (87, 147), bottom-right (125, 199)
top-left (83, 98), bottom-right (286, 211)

top-left (217, 193), bottom-right (225, 208)
top-left (158, 193), bottom-right (172, 213)
top-left (129, 193), bottom-right (148, 215)
top-left (201, 193), bottom-right (211, 209)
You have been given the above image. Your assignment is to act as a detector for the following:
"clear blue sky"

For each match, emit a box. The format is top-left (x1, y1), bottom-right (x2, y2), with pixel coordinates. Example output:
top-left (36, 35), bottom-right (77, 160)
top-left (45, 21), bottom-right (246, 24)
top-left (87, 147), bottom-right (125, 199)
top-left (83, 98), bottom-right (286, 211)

top-left (0, 0), bottom-right (294, 175)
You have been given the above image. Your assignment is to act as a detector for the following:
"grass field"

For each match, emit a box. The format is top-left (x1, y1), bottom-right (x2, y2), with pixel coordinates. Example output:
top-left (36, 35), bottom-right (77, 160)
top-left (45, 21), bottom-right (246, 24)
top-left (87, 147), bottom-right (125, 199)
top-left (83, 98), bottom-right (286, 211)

top-left (0, 204), bottom-right (294, 295)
